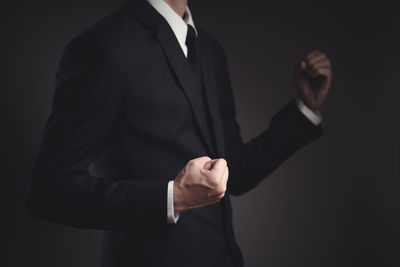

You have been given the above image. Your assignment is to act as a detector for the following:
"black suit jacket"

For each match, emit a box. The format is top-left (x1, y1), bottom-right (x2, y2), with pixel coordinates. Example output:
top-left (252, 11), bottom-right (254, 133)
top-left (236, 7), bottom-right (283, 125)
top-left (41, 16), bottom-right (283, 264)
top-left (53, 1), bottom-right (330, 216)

top-left (27, 1), bottom-right (323, 266)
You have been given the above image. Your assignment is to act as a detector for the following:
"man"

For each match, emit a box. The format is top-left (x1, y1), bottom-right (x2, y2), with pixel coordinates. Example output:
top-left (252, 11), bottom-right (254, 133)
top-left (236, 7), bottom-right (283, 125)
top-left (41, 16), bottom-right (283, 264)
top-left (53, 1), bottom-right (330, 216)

top-left (27, 0), bottom-right (332, 266)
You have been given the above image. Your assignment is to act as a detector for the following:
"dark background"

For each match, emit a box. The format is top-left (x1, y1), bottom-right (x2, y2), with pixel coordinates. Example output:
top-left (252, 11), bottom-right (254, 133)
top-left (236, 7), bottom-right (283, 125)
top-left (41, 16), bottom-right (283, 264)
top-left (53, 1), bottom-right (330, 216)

top-left (1, 0), bottom-right (399, 266)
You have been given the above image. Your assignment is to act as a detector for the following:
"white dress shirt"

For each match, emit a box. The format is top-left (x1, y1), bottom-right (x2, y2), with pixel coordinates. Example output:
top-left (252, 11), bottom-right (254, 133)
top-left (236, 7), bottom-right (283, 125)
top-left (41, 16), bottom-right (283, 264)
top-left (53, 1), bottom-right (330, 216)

top-left (146, 0), bottom-right (322, 224)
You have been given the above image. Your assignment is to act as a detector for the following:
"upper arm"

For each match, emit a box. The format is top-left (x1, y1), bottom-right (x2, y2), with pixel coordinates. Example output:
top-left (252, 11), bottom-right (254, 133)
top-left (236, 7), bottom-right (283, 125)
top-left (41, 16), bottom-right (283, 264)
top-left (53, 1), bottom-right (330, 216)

top-left (36, 34), bottom-right (124, 178)
top-left (29, 33), bottom-right (125, 216)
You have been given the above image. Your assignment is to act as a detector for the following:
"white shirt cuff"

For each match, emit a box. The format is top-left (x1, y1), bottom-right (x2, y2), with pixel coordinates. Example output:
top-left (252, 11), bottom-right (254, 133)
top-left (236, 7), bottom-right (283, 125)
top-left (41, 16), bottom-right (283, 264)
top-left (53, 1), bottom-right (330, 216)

top-left (296, 98), bottom-right (322, 125)
top-left (167, 180), bottom-right (180, 224)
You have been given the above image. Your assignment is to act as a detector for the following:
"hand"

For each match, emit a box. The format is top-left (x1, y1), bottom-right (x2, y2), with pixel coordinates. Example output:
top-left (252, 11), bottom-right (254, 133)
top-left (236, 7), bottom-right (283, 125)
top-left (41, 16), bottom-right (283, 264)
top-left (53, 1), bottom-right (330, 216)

top-left (295, 50), bottom-right (332, 112)
top-left (173, 156), bottom-right (229, 213)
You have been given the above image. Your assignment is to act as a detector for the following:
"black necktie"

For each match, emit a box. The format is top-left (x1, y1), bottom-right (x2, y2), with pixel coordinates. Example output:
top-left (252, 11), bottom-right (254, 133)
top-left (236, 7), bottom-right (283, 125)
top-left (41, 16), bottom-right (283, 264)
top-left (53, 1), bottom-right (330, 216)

top-left (185, 24), bottom-right (216, 154)
top-left (185, 24), bottom-right (198, 72)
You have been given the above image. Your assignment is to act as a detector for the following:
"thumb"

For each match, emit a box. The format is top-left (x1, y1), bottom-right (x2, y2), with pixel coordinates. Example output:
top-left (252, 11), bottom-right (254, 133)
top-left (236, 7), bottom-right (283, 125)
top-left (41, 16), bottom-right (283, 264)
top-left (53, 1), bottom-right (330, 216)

top-left (209, 158), bottom-right (227, 176)
top-left (300, 60), bottom-right (306, 71)
top-left (202, 160), bottom-right (214, 171)
top-left (295, 60), bottom-right (306, 79)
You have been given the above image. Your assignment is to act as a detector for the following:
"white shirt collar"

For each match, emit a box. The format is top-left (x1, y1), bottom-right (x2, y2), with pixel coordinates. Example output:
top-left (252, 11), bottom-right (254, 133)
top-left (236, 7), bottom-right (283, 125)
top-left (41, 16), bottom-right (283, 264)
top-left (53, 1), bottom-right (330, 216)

top-left (146, 0), bottom-right (197, 57)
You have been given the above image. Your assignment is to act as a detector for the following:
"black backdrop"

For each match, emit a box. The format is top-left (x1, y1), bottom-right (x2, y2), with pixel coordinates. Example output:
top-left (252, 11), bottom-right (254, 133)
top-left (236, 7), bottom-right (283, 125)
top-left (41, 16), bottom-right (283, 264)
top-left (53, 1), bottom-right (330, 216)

top-left (1, 0), bottom-right (399, 266)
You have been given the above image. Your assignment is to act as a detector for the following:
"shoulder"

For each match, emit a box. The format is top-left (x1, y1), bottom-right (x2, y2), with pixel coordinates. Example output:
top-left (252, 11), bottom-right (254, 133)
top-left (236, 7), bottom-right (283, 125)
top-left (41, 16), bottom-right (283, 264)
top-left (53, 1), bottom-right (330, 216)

top-left (61, 4), bottom-right (147, 65)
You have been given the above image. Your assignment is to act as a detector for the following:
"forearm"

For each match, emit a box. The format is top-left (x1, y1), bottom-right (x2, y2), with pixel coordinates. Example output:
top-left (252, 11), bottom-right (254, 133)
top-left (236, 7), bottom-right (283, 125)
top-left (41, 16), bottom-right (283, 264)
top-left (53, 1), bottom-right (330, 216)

top-left (227, 99), bottom-right (323, 196)
top-left (27, 170), bottom-right (169, 233)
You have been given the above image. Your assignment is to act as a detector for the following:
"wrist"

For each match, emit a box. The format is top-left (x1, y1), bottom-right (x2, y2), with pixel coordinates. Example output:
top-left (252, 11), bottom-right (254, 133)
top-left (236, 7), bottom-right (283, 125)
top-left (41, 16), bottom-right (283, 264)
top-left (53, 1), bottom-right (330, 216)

top-left (173, 181), bottom-right (185, 213)
top-left (296, 98), bottom-right (322, 125)
top-left (167, 181), bottom-right (180, 224)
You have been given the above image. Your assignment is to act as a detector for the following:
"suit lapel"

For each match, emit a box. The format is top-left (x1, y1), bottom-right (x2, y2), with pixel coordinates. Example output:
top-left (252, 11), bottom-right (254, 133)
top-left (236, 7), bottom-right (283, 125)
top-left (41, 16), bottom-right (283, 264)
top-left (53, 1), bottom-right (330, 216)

top-left (125, 0), bottom-right (216, 155)
top-left (198, 35), bottom-right (226, 157)
top-left (154, 25), bottom-right (215, 155)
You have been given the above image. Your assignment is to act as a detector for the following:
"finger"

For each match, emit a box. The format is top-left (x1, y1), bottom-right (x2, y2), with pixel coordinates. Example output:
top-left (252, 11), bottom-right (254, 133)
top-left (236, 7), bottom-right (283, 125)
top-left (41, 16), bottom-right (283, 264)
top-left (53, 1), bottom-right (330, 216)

top-left (197, 156), bottom-right (211, 160)
top-left (315, 68), bottom-right (332, 85)
top-left (299, 60), bottom-right (307, 71)
top-left (198, 156), bottom-right (212, 162)
top-left (210, 158), bottom-right (227, 176)
top-left (207, 190), bottom-right (226, 200)
top-left (196, 191), bottom-right (226, 205)
top-left (295, 61), bottom-right (307, 79)
top-left (316, 67), bottom-right (331, 76)
top-left (203, 158), bottom-right (219, 171)
top-left (189, 194), bottom-right (225, 210)
top-left (307, 53), bottom-right (327, 65)
top-left (308, 67), bottom-right (331, 78)
top-left (309, 60), bottom-right (331, 69)
top-left (306, 54), bottom-right (328, 66)
top-left (192, 156), bottom-right (211, 168)
top-left (214, 192), bottom-right (225, 200)
top-left (305, 50), bottom-right (321, 60)
top-left (202, 160), bottom-right (213, 171)
top-left (307, 61), bottom-right (331, 74)
top-left (186, 197), bottom-right (220, 210)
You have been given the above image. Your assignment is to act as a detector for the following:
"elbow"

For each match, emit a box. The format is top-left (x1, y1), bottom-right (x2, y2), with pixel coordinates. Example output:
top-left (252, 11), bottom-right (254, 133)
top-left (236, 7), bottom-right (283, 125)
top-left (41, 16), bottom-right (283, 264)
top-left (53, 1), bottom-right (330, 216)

top-left (26, 172), bottom-right (57, 222)
top-left (26, 186), bottom-right (51, 222)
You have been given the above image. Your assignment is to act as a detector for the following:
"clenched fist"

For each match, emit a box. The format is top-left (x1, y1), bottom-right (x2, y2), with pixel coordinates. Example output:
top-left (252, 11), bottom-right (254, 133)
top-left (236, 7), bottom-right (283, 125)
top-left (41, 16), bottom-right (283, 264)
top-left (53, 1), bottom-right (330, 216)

top-left (173, 156), bottom-right (229, 213)
top-left (295, 50), bottom-right (332, 112)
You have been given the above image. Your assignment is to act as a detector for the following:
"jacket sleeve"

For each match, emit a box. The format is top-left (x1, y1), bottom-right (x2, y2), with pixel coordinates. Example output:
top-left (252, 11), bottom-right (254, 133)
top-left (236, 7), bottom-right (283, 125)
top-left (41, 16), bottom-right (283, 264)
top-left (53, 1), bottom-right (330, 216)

top-left (26, 34), bottom-right (168, 235)
top-left (214, 45), bottom-right (324, 196)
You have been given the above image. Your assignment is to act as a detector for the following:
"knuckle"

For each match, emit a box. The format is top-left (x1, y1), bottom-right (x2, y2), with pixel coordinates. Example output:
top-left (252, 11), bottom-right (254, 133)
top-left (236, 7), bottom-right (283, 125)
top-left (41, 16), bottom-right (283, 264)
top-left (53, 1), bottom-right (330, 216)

top-left (198, 156), bottom-right (211, 162)
top-left (208, 177), bottom-right (219, 188)
top-left (218, 158), bottom-right (227, 167)
top-left (222, 184), bottom-right (227, 192)
top-left (200, 166), bottom-right (210, 176)
top-left (216, 185), bottom-right (226, 195)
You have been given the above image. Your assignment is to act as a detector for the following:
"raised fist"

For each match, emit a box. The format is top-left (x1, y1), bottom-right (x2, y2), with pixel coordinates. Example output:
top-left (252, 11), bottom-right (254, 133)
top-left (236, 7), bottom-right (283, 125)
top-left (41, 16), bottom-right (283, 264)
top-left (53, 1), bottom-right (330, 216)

top-left (295, 50), bottom-right (332, 111)
top-left (173, 156), bottom-right (229, 213)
